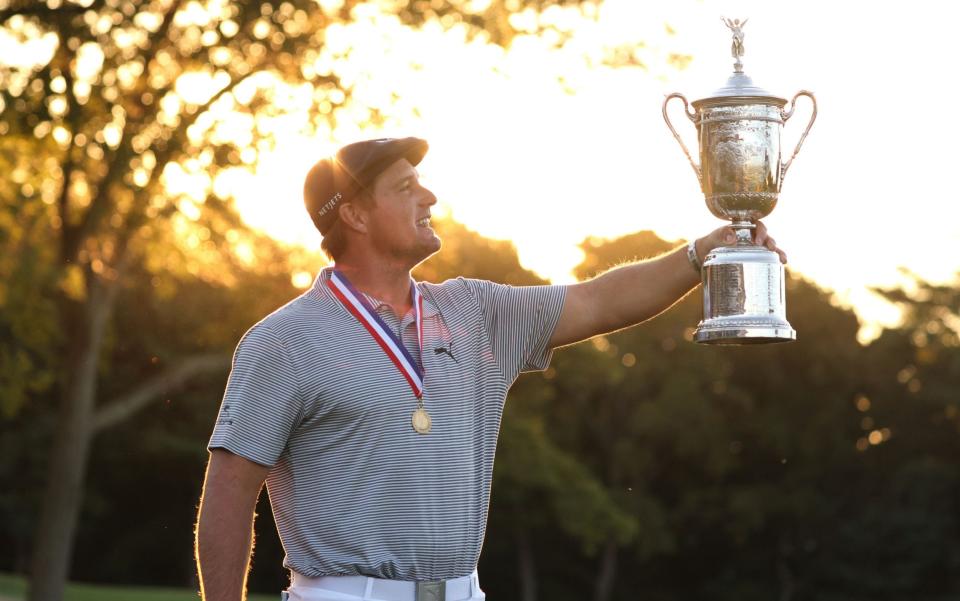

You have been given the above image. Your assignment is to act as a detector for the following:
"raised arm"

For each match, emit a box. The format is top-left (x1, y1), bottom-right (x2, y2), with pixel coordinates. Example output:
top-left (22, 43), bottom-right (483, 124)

top-left (195, 449), bottom-right (271, 601)
top-left (549, 223), bottom-right (785, 348)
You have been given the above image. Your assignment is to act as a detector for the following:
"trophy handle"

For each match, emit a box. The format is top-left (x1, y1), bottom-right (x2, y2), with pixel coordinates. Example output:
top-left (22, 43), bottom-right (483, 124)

top-left (662, 92), bottom-right (701, 183)
top-left (780, 90), bottom-right (817, 183)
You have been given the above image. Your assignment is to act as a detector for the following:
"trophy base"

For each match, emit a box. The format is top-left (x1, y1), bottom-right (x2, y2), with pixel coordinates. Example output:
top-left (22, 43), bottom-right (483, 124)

top-left (695, 244), bottom-right (796, 346)
top-left (694, 320), bottom-right (796, 345)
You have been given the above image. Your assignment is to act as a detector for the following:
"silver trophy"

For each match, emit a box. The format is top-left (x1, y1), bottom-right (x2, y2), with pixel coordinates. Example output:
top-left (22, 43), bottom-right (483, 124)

top-left (663, 17), bottom-right (817, 344)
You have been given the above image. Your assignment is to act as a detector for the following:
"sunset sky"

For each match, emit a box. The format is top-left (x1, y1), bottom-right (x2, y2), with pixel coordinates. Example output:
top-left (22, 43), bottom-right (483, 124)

top-left (176, 1), bottom-right (960, 342)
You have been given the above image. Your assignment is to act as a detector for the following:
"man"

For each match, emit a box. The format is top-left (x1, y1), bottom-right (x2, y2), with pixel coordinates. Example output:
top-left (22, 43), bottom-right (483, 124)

top-left (195, 137), bottom-right (786, 601)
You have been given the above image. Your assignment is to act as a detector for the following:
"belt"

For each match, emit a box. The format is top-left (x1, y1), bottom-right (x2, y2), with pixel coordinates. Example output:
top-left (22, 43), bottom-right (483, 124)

top-left (290, 570), bottom-right (479, 601)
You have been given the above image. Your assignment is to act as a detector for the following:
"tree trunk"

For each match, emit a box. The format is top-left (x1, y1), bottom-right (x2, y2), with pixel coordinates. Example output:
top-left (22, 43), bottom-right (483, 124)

top-left (27, 280), bottom-right (110, 601)
top-left (27, 381), bottom-right (96, 601)
top-left (592, 538), bottom-right (618, 601)
top-left (777, 557), bottom-right (795, 601)
top-left (24, 268), bottom-right (231, 601)
top-left (515, 523), bottom-right (537, 601)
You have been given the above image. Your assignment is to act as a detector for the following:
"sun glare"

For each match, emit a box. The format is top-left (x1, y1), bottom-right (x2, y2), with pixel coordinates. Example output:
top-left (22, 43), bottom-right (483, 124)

top-left (151, 0), bottom-right (960, 342)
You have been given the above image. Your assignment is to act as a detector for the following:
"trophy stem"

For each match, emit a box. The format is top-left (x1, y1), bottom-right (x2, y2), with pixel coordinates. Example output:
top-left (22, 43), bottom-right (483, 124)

top-left (729, 221), bottom-right (755, 246)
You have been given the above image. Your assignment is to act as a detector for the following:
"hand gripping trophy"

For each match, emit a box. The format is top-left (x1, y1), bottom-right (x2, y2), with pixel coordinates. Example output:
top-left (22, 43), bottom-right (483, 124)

top-left (663, 18), bottom-right (817, 344)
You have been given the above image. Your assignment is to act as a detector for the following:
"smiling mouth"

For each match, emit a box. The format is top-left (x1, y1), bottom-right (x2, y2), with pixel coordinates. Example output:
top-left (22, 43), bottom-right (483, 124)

top-left (416, 217), bottom-right (431, 227)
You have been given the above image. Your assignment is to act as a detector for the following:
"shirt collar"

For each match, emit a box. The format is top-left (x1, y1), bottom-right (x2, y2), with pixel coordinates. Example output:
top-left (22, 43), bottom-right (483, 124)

top-left (312, 267), bottom-right (439, 318)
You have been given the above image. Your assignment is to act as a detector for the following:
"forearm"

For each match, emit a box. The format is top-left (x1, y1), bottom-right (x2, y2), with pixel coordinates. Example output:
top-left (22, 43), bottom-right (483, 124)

top-left (550, 225), bottom-right (784, 347)
top-left (196, 489), bottom-right (258, 601)
top-left (195, 451), bottom-right (267, 601)
top-left (550, 239), bottom-right (705, 347)
top-left (589, 241), bottom-right (700, 334)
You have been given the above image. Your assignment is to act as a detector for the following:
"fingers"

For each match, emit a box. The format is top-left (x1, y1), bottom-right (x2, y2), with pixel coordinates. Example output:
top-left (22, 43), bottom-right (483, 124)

top-left (754, 221), bottom-right (788, 264)
top-left (709, 221), bottom-right (788, 264)
top-left (762, 235), bottom-right (788, 263)
top-left (753, 220), bottom-right (768, 246)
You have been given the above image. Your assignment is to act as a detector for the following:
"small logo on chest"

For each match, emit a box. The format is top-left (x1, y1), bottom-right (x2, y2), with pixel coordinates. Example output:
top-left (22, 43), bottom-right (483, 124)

top-left (434, 341), bottom-right (458, 364)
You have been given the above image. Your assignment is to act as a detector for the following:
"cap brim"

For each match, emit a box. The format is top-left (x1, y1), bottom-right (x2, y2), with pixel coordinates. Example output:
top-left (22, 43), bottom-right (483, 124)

top-left (352, 137), bottom-right (429, 186)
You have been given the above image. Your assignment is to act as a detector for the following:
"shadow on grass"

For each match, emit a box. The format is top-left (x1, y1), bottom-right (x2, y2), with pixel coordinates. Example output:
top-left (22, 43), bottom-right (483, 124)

top-left (0, 573), bottom-right (276, 601)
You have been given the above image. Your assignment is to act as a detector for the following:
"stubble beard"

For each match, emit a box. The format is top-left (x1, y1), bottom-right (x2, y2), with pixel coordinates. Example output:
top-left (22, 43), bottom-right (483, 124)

top-left (416, 232), bottom-right (442, 265)
top-left (403, 231), bottom-right (442, 269)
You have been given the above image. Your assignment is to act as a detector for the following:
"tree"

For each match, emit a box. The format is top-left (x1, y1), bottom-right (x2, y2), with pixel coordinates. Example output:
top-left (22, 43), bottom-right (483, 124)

top-left (1, 1), bottom-right (343, 596)
top-left (0, 2), bottom-right (687, 598)
top-left (540, 231), bottom-right (870, 600)
top-left (819, 272), bottom-right (960, 598)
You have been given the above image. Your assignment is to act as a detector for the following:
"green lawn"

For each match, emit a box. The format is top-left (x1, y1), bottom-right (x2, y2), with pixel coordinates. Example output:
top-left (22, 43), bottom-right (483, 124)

top-left (0, 573), bottom-right (276, 601)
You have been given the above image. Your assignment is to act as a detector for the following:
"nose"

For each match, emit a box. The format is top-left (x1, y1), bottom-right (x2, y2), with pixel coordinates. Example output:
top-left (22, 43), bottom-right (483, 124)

top-left (419, 184), bottom-right (437, 207)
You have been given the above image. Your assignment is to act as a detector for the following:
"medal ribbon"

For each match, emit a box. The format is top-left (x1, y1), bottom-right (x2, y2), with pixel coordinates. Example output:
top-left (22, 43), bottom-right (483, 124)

top-left (327, 270), bottom-right (425, 398)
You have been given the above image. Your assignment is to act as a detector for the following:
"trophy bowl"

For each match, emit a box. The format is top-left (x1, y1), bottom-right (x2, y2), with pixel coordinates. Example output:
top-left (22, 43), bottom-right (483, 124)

top-left (698, 101), bottom-right (784, 224)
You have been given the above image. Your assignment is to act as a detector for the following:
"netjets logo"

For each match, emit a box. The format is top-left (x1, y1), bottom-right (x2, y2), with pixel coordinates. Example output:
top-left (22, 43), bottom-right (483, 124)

top-left (317, 191), bottom-right (342, 217)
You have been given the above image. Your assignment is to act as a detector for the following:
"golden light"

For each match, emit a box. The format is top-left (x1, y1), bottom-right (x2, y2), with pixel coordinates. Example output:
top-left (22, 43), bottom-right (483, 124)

top-left (75, 42), bottom-right (105, 79)
top-left (52, 125), bottom-right (70, 146)
top-left (163, 163), bottom-right (208, 206)
top-left (291, 271), bottom-right (314, 289)
top-left (174, 70), bottom-right (229, 105)
top-left (221, 0), bottom-right (959, 346)
top-left (3, 0), bottom-right (948, 343)
top-left (0, 20), bottom-right (56, 68)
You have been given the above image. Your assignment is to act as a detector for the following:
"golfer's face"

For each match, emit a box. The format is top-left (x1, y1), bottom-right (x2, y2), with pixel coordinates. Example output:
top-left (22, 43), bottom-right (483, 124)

top-left (366, 158), bottom-right (440, 263)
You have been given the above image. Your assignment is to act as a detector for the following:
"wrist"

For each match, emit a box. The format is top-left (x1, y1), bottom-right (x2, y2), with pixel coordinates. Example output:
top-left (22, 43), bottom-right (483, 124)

top-left (694, 237), bottom-right (707, 264)
top-left (686, 238), bottom-right (703, 275)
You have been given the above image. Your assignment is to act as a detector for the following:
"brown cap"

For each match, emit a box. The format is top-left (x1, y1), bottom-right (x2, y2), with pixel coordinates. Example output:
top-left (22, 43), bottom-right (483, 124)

top-left (303, 137), bottom-right (429, 235)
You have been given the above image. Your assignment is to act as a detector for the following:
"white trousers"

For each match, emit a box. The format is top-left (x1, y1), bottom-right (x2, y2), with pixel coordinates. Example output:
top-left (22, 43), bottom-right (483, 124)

top-left (282, 570), bottom-right (485, 601)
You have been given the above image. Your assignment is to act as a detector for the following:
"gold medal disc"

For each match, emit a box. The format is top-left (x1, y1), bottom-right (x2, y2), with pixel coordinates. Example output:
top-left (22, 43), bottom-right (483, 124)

top-left (411, 408), bottom-right (432, 434)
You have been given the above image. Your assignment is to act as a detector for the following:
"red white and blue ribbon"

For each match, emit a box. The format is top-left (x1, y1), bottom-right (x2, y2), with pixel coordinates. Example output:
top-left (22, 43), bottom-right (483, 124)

top-left (327, 270), bottom-right (425, 398)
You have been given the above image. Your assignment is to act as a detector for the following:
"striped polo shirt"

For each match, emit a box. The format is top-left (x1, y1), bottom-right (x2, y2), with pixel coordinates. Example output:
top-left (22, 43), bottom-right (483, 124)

top-left (208, 267), bottom-right (566, 581)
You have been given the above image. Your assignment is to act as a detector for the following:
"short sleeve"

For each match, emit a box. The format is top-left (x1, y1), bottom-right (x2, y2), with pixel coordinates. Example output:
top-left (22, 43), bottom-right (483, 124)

top-left (458, 279), bottom-right (566, 382)
top-left (208, 324), bottom-right (302, 467)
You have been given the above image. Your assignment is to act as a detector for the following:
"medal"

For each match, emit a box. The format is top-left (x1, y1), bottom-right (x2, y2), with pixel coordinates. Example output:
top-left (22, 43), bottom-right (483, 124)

top-left (328, 270), bottom-right (433, 434)
top-left (411, 406), bottom-right (432, 434)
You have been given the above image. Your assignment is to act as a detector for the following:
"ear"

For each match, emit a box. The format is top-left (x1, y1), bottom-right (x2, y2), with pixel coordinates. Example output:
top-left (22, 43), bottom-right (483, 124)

top-left (338, 201), bottom-right (369, 234)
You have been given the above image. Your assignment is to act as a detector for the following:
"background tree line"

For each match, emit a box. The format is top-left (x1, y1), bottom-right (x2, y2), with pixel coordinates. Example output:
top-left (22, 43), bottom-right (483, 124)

top-left (2, 1), bottom-right (960, 600)
top-left (3, 213), bottom-right (960, 601)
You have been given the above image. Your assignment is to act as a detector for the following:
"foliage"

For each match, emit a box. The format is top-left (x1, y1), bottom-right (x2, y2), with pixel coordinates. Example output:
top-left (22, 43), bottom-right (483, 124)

top-left (0, 135), bottom-right (61, 418)
top-left (3, 215), bottom-right (960, 600)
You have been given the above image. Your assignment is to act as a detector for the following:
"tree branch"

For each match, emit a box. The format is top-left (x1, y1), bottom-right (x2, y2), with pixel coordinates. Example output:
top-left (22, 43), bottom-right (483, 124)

top-left (61, 0), bottom-right (185, 263)
top-left (141, 0), bottom-right (186, 71)
top-left (92, 352), bottom-right (231, 432)
top-left (181, 71), bottom-right (257, 139)
top-left (152, 70), bottom-right (257, 170)
top-left (0, 1), bottom-right (91, 22)
top-left (56, 22), bottom-right (80, 266)
top-left (71, 68), bottom-right (256, 265)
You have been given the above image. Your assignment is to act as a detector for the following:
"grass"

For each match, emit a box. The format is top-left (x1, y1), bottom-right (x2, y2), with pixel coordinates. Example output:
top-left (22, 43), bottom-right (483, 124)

top-left (0, 573), bottom-right (277, 601)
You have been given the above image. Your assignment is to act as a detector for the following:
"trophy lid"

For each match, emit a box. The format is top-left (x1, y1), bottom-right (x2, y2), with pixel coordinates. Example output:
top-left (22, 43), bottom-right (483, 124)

top-left (692, 17), bottom-right (787, 109)
top-left (694, 71), bottom-right (787, 108)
